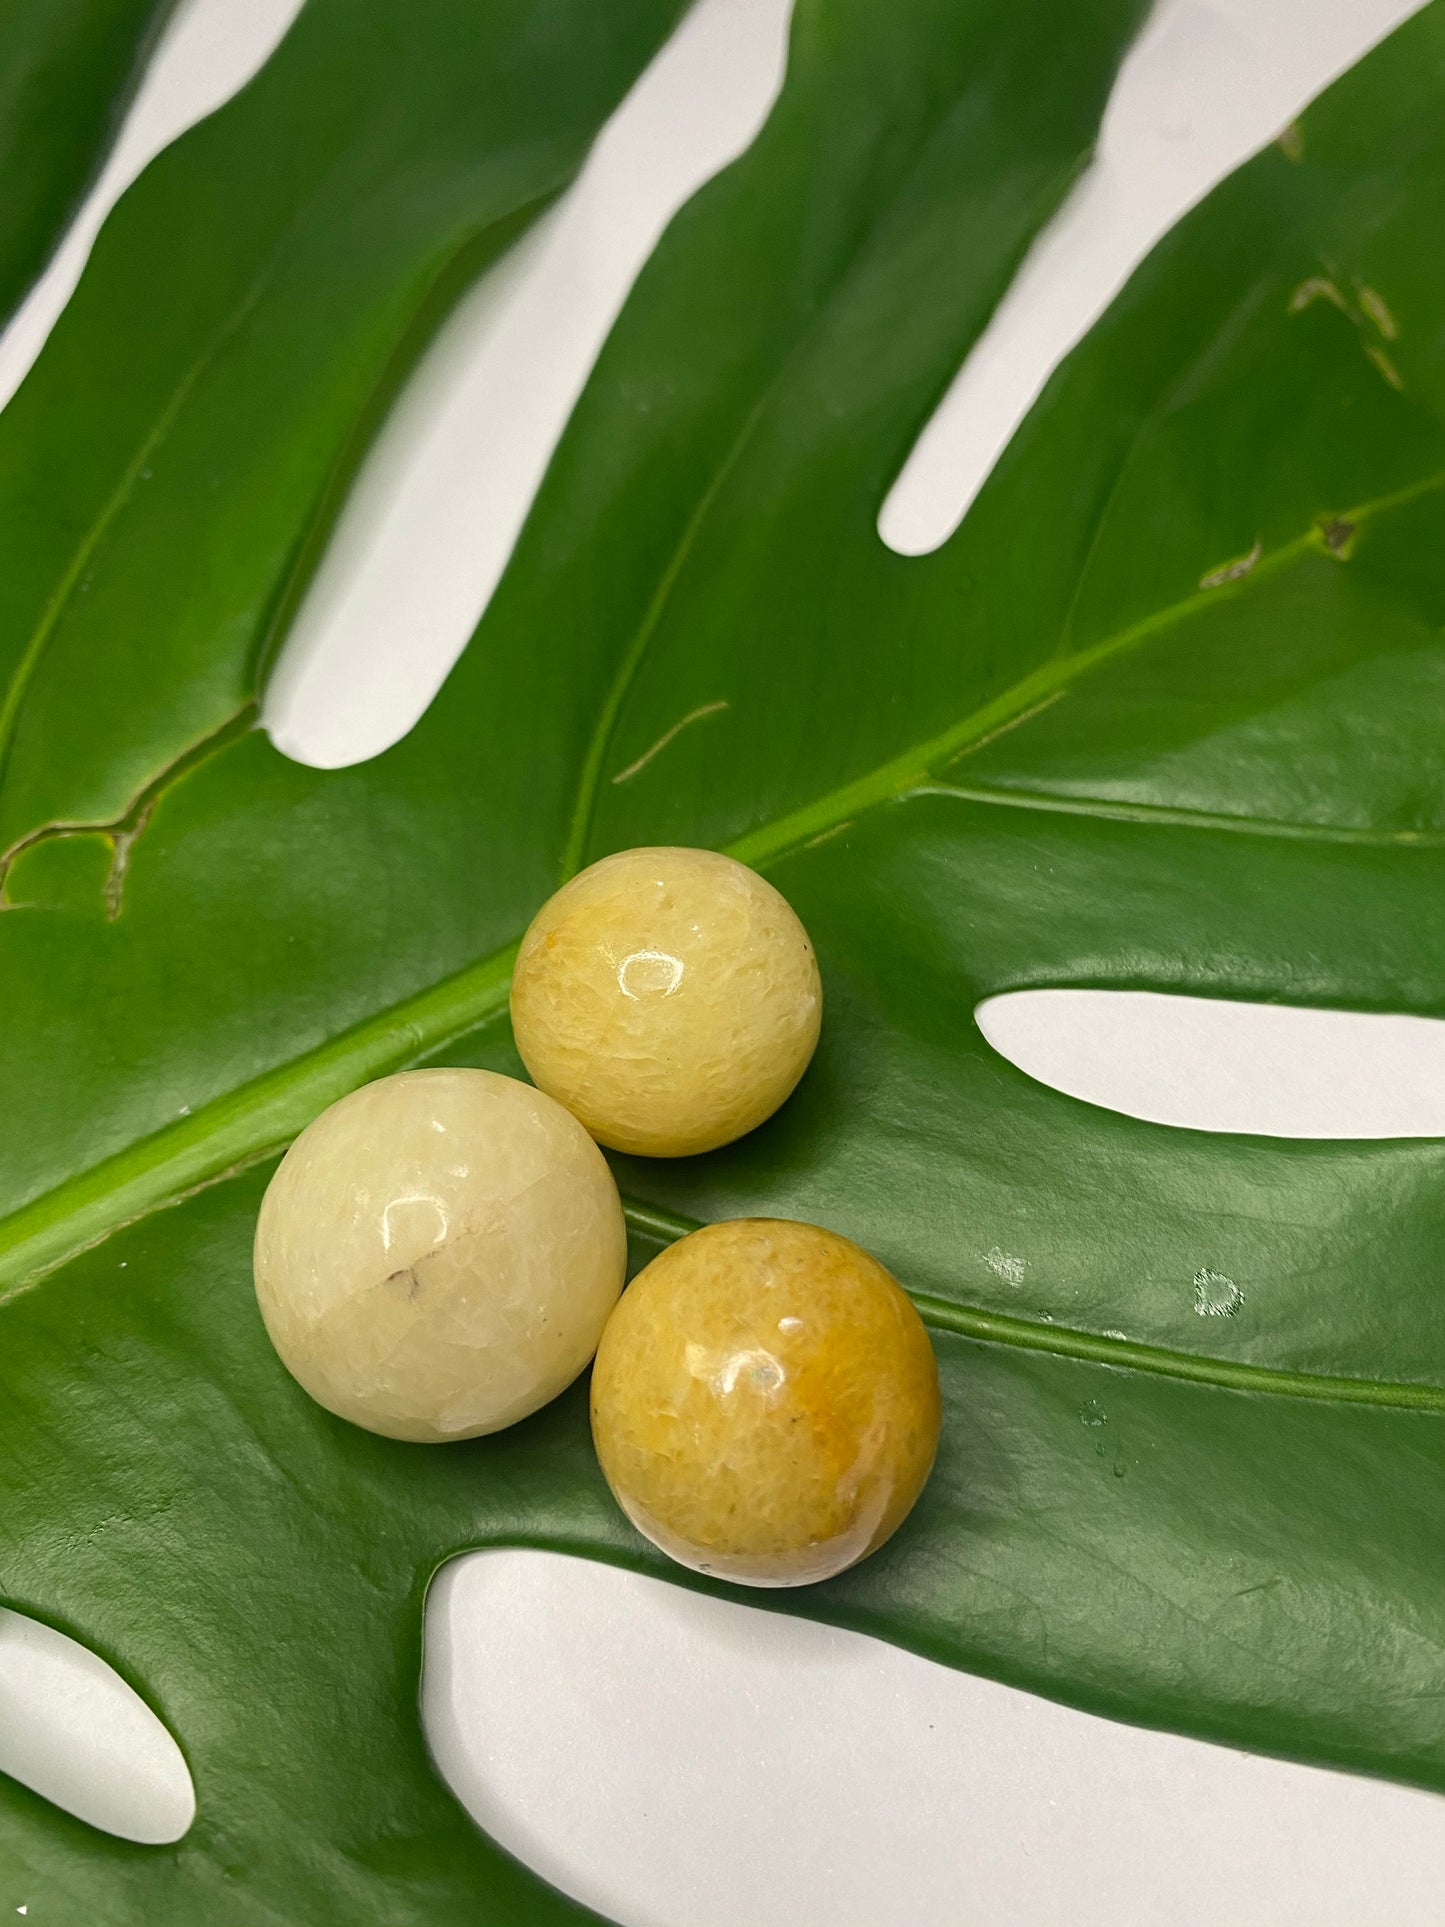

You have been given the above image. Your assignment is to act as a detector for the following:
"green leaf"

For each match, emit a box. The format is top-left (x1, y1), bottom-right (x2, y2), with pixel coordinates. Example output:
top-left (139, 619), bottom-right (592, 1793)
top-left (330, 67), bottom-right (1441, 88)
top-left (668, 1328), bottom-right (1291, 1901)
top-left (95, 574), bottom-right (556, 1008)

top-left (0, 0), bottom-right (178, 332)
top-left (2, 0), bottom-right (1444, 1917)
top-left (0, 0), bottom-right (688, 862)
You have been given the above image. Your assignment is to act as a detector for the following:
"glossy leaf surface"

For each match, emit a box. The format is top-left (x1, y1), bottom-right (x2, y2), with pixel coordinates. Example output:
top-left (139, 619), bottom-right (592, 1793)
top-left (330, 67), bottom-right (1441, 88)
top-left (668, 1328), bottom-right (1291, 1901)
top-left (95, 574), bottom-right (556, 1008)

top-left (3, 0), bottom-right (1445, 1918)
top-left (0, 0), bottom-right (176, 331)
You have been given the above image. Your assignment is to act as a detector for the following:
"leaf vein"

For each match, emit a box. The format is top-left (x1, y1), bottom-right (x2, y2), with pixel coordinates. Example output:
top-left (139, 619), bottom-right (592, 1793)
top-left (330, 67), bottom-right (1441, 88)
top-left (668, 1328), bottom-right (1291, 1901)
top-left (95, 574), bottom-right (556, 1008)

top-left (909, 781), bottom-right (1445, 847)
top-left (730, 463), bottom-right (1445, 870)
top-left (0, 255), bottom-right (284, 803)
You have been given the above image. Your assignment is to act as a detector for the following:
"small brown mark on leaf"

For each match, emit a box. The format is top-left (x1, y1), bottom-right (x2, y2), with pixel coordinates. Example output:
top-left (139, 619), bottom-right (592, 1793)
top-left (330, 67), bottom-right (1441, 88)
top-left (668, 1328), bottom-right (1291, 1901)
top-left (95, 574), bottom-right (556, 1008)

top-left (947, 688), bottom-right (1067, 767)
top-left (1199, 539), bottom-right (1262, 591)
top-left (1365, 342), bottom-right (1405, 392)
top-left (0, 701), bottom-right (257, 919)
top-left (1275, 121), bottom-right (1304, 163)
top-left (1357, 284), bottom-right (1399, 340)
top-left (1288, 275), bottom-right (1347, 317)
top-left (611, 700), bottom-right (729, 785)
top-left (1318, 516), bottom-right (1356, 559)
top-left (801, 818), bottom-right (854, 852)
top-left (102, 799), bottom-right (158, 921)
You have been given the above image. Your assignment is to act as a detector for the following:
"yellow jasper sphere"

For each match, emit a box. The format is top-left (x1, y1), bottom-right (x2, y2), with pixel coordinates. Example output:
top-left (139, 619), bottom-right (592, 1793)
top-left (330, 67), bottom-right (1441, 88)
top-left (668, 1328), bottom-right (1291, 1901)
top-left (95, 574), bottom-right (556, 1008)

top-left (253, 1068), bottom-right (626, 1442)
top-left (509, 847), bottom-right (822, 1158)
top-left (590, 1218), bottom-right (941, 1587)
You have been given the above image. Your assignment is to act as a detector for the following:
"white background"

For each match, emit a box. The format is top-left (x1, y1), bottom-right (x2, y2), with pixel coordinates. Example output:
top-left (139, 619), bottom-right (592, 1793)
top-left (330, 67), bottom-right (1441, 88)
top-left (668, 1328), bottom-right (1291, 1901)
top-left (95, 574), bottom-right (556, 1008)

top-left (3, 0), bottom-right (1445, 1921)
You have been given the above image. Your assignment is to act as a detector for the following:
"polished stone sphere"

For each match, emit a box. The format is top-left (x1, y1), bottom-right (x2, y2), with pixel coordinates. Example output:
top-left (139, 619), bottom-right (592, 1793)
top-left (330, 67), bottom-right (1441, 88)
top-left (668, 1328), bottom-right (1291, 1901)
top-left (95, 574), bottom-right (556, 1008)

top-left (590, 1218), bottom-right (940, 1586)
top-left (509, 846), bottom-right (822, 1158)
top-left (254, 1067), bottom-right (626, 1441)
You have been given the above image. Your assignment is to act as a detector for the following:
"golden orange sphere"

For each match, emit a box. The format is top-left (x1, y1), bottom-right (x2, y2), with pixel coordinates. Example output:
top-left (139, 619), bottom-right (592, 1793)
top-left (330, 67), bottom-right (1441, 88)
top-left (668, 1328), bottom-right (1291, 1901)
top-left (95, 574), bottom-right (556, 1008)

top-left (590, 1218), bottom-right (940, 1587)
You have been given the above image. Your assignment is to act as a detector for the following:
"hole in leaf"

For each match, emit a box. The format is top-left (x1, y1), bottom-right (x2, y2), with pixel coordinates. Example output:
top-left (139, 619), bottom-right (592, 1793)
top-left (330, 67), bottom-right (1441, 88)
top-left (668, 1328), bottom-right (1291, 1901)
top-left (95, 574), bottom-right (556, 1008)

top-left (0, 1608), bottom-right (193, 1843)
top-left (264, 0), bottom-right (794, 771)
top-left (423, 1549), bottom-right (1445, 1927)
top-left (0, 0), bottom-right (307, 410)
top-left (978, 989), bottom-right (1445, 1139)
top-left (878, 0), bottom-right (1427, 556)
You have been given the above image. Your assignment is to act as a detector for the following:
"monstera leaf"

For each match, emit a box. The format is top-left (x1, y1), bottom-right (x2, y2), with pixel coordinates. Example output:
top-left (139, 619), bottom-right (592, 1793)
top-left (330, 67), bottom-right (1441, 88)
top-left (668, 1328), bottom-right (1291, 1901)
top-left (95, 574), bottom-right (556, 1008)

top-left (0, 0), bottom-right (177, 331)
top-left (2, 0), bottom-right (1445, 1916)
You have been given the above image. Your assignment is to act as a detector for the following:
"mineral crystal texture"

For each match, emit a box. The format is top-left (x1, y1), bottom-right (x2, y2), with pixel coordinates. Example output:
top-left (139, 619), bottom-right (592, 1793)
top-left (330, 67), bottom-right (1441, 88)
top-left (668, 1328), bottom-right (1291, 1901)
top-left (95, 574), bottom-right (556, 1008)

top-left (590, 1218), bottom-right (940, 1586)
top-left (510, 846), bottom-right (822, 1157)
top-left (253, 1068), bottom-right (626, 1441)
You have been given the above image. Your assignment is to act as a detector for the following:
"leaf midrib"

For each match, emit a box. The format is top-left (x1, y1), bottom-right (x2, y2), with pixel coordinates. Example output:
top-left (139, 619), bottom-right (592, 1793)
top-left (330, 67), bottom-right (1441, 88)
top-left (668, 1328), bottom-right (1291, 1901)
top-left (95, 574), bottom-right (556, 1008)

top-left (2, 465), bottom-right (1440, 1411)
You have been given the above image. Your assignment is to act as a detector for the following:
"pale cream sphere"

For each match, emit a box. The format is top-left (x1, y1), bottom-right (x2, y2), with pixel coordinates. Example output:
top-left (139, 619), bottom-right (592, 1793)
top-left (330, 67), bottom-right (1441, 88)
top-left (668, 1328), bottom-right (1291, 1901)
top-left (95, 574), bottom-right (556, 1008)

top-left (253, 1067), bottom-right (626, 1442)
top-left (510, 847), bottom-right (822, 1158)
